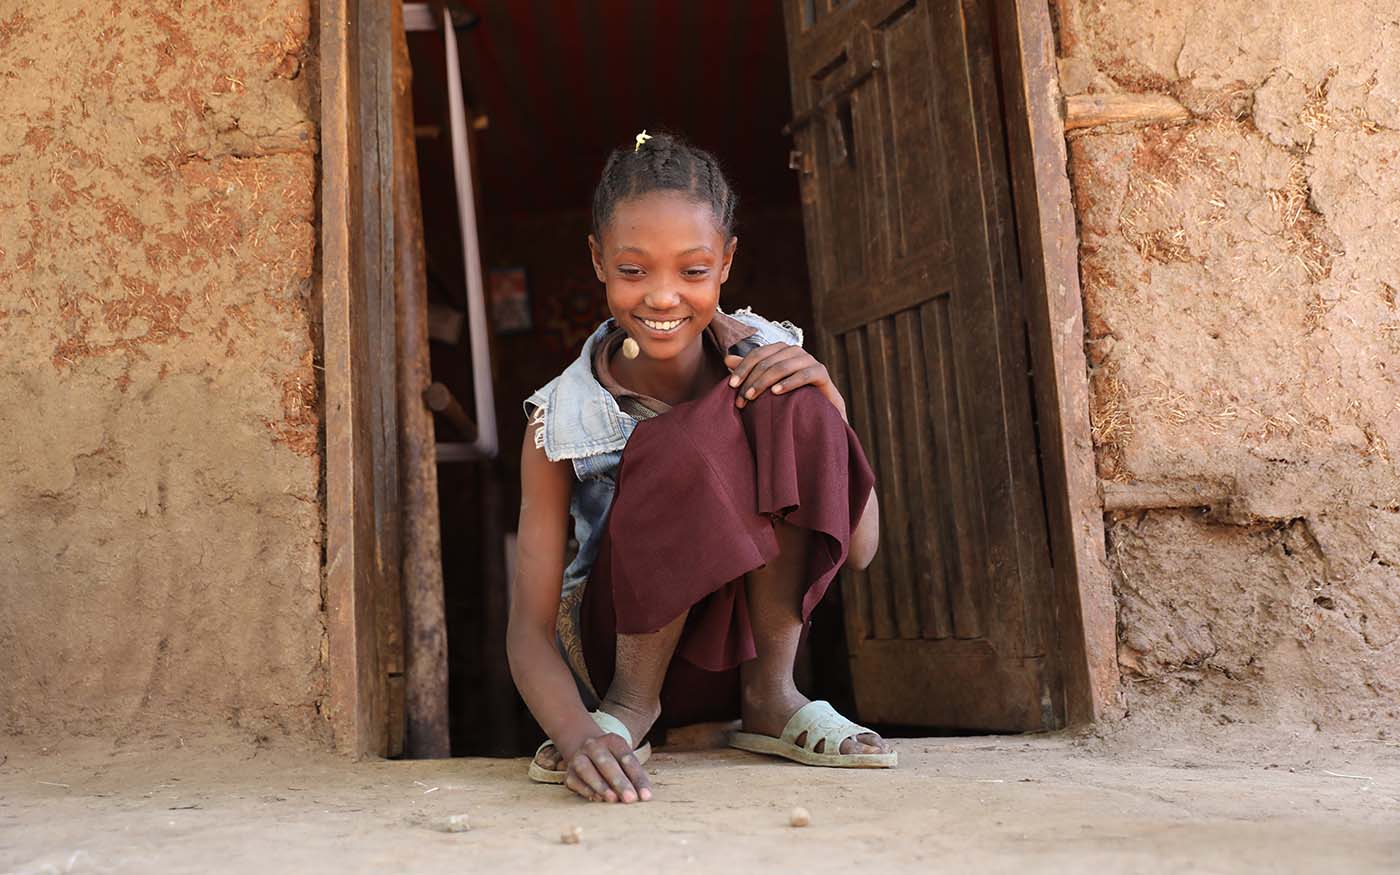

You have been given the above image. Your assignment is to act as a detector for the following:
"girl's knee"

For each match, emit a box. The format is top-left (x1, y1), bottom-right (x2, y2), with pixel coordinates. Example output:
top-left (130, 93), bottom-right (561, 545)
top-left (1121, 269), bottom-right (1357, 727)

top-left (750, 384), bottom-right (843, 427)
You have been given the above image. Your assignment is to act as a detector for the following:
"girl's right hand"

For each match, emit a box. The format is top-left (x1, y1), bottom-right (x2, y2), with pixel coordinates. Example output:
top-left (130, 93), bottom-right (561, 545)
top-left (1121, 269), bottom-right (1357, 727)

top-left (561, 732), bottom-right (653, 803)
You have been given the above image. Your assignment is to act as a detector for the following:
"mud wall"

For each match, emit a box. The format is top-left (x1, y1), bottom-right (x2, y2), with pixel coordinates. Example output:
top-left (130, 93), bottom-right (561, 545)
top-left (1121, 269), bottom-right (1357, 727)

top-left (0, 1), bottom-right (326, 741)
top-left (1055, 0), bottom-right (1400, 731)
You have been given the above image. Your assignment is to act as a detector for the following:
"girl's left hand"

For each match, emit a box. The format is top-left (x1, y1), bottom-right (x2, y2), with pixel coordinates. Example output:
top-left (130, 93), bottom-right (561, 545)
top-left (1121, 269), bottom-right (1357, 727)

top-left (723, 343), bottom-right (847, 418)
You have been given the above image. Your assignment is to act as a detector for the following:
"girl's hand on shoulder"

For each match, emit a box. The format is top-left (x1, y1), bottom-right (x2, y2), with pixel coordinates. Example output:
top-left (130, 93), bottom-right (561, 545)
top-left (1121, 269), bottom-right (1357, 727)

top-left (723, 343), bottom-right (846, 418)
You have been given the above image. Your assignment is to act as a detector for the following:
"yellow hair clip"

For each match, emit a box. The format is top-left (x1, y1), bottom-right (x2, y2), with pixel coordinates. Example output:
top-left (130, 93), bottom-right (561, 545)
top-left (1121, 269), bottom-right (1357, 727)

top-left (634, 129), bottom-right (652, 152)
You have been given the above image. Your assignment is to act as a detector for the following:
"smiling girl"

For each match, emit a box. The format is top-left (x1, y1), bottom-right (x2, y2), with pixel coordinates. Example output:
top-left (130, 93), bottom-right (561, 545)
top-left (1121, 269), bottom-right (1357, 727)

top-left (509, 132), bottom-right (893, 804)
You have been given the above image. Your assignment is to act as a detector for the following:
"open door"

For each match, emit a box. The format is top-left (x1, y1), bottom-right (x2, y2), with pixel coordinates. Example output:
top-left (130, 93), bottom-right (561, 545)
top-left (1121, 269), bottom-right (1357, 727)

top-left (782, 0), bottom-right (1061, 731)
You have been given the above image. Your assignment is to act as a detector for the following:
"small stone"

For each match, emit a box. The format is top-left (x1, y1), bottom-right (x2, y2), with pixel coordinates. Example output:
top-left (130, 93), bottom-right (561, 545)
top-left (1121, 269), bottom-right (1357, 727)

top-left (789, 806), bottom-right (811, 828)
top-left (561, 825), bottom-right (583, 844)
top-left (440, 814), bottom-right (470, 833)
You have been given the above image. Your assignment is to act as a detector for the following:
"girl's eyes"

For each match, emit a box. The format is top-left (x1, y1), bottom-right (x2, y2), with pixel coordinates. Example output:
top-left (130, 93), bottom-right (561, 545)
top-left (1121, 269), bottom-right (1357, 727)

top-left (615, 266), bottom-right (711, 279)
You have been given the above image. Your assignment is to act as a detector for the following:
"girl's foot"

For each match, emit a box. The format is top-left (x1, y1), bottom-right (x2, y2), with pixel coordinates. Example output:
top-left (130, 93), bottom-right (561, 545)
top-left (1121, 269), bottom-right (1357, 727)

top-left (532, 697), bottom-right (661, 771)
top-left (741, 686), bottom-right (892, 755)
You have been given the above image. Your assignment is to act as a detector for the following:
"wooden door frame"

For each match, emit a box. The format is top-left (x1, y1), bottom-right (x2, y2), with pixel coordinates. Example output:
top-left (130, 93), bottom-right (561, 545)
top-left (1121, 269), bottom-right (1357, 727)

top-left (320, 0), bottom-right (461, 759)
top-left (321, 0), bottom-right (396, 758)
top-left (992, 0), bottom-right (1118, 724)
top-left (320, 0), bottom-right (1120, 752)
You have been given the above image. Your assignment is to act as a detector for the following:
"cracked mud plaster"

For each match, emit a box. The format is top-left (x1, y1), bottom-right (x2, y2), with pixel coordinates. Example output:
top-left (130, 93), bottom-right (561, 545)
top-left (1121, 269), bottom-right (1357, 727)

top-left (1055, 0), bottom-right (1400, 732)
top-left (1111, 509), bottom-right (1399, 731)
top-left (0, 0), bottom-right (328, 741)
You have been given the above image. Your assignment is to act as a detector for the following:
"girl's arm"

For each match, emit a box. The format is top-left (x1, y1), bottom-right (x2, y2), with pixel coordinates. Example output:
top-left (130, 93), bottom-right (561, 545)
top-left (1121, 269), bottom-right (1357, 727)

top-left (508, 424), bottom-right (651, 802)
top-left (725, 344), bottom-right (881, 570)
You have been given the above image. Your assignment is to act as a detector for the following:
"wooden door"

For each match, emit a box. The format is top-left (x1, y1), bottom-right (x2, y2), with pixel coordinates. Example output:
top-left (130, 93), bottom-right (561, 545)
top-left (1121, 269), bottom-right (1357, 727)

top-left (782, 0), bottom-right (1061, 731)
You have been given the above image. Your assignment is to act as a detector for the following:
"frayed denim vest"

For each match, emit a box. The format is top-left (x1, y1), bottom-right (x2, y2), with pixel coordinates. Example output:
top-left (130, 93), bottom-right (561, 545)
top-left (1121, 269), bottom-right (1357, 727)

top-left (523, 308), bottom-right (804, 598)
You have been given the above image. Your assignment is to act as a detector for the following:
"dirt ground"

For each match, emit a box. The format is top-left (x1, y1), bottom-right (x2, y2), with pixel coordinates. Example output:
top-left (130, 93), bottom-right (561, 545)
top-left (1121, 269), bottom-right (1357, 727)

top-left (2, 725), bottom-right (1397, 875)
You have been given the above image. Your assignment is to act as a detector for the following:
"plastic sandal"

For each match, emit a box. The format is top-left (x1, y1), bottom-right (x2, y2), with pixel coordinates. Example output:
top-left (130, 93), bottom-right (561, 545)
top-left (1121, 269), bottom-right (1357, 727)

top-left (728, 700), bottom-right (897, 769)
top-left (526, 710), bottom-right (653, 784)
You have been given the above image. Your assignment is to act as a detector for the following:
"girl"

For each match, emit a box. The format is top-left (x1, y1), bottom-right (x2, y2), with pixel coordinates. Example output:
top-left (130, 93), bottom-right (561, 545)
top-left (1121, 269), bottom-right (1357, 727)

top-left (510, 132), bottom-right (893, 804)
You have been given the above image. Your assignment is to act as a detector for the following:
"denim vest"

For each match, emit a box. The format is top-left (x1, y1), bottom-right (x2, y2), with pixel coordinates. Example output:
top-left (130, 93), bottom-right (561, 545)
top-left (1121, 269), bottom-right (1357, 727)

top-left (523, 308), bottom-right (804, 598)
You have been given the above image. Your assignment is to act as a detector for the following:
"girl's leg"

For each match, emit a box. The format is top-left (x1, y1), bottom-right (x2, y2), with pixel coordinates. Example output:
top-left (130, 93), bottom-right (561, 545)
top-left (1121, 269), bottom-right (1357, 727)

top-left (599, 611), bottom-right (688, 741)
top-left (534, 611), bottom-right (687, 769)
top-left (740, 520), bottom-right (890, 755)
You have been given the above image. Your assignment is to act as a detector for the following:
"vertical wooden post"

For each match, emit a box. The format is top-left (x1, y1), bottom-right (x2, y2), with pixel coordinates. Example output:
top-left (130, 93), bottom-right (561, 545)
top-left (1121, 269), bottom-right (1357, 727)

top-left (322, 0), bottom-right (394, 759)
top-left (366, 0), bottom-right (407, 762)
top-left (391, 0), bottom-right (452, 758)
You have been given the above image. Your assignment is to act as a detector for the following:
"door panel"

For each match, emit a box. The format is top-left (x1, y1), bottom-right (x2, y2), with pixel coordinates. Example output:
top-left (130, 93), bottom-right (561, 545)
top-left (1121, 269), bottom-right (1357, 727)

top-left (783, 0), bottom-right (1059, 731)
top-left (807, 51), bottom-right (875, 292)
top-left (876, 2), bottom-right (951, 261)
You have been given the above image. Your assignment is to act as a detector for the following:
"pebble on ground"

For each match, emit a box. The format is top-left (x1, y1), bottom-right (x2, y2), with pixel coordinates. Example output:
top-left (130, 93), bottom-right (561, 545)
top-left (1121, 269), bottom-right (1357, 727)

top-left (440, 814), bottom-right (470, 833)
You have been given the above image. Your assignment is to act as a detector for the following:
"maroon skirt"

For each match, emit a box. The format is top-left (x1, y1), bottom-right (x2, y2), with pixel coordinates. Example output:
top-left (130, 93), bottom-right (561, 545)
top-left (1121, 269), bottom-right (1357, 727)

top-left (578, 377), bottom-right (876, 727)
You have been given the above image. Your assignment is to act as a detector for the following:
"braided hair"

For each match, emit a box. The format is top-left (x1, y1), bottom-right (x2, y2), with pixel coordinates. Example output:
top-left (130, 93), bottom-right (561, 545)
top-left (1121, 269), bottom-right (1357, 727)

top-left (590, 131), bottom-right (738, 240)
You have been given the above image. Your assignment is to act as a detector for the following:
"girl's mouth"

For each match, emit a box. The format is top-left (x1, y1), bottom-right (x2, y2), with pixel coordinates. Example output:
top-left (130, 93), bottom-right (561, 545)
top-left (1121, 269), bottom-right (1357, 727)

top-left (635, 316), bottom-right (689, 336)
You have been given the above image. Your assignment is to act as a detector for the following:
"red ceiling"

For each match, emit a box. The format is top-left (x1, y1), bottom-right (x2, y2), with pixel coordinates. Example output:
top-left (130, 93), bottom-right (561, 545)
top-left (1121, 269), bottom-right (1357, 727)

top-left (409, 0), bottom-right (801, 217)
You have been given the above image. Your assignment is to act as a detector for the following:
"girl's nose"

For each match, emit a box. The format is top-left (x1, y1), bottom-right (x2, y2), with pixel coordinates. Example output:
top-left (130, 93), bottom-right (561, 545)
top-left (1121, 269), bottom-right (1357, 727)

top-left (643, 286), bottom-right (680, 309)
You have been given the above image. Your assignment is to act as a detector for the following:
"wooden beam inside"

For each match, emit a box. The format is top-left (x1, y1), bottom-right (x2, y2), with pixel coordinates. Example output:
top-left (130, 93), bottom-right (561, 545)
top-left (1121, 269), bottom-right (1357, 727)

top-left (392, 0), bottom-right (452, 759)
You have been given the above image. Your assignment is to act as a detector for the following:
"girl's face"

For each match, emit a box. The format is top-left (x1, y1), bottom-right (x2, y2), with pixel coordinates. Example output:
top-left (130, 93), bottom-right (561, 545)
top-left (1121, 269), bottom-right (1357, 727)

top-left (589, 191), bottom-right (737, 363)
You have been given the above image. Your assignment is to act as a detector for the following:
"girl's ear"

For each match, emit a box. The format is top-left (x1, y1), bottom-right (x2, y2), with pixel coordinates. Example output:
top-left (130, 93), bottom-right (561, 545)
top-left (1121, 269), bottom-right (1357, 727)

top-left (588, 234), bottom-right (606, 283)
top-left (719, 235), bottom-right (739, 284)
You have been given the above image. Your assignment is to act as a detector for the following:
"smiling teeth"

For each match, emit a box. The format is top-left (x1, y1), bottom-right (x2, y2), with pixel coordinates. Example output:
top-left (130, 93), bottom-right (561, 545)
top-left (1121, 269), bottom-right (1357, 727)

top-left (640, 318), bottom-right (684, 331)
